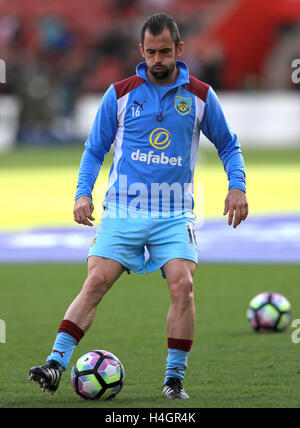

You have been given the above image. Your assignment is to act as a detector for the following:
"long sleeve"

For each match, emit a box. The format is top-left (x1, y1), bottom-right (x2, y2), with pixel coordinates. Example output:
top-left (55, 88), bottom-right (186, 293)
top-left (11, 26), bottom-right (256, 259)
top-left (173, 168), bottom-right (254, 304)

top-left (75, 148), bottom-right (102, 200)
top-left (75, 84), bottom-right (118, 201)
top-left (201, 87), bottom-right (246, 193)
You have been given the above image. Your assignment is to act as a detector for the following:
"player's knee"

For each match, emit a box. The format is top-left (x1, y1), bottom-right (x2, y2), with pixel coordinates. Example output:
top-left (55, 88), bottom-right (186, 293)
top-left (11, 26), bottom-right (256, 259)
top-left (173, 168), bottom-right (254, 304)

top-left (169, 276), bottom-right (194, 308)
top-left (82, 273), bottom-right (110, 304)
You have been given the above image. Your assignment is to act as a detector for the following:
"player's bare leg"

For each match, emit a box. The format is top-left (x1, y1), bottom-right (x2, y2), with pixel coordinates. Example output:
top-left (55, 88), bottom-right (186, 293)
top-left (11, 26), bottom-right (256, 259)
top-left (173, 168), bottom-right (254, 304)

top-left (29, 256), bottom-right (125, 394)
top-left (162, 258), bottom-right (197, 399)
top-left (64, 256), bottom-right (125, 332)
top-left (164, 259), bottom-right (196, 339)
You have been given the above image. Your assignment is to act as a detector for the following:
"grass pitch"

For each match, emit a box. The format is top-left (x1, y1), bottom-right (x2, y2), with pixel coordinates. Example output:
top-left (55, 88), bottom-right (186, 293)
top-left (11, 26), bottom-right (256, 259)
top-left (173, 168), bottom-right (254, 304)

top-left (0, 263), bottom-right (299, 408)
top-left (0, 146), bottom-right (299, 408)
top-left (0, 146), bottom-right (300, 230)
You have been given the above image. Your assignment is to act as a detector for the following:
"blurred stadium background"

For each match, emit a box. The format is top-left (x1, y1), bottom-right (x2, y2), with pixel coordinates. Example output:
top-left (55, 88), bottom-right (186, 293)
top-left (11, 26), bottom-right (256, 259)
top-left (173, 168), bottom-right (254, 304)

top-left (0, 0), bottom-right (299, 263)
top-left (1, 0), bottom-right (300, 409)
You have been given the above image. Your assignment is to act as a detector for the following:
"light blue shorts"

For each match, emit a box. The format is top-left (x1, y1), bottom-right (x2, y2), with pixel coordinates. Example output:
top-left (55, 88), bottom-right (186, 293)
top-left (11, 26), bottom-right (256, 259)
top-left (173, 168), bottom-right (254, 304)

top-left (88, 205), bottom-right (198, 278)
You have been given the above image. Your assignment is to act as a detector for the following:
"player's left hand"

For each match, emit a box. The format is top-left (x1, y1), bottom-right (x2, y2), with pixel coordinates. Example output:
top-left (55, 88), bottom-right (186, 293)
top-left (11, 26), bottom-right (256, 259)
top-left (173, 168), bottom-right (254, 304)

top-left (223, 189), bottom-right (248, 228)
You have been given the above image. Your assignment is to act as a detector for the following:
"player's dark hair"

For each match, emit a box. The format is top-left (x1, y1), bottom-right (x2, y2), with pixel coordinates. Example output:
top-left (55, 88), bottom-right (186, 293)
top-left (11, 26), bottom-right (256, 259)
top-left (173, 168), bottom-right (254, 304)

top-left (141, 13), bottom-right (180, 49)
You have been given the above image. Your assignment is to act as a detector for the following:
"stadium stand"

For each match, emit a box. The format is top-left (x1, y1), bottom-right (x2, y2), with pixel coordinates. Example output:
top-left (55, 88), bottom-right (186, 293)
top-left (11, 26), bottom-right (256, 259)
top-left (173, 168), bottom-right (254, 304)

top-left (0, 0), bottom-right (299, 142)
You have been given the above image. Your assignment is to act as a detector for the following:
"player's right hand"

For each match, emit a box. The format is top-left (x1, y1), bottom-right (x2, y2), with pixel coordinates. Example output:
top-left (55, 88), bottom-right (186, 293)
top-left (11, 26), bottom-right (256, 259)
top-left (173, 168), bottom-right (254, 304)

top-left (73, 196), bottom-right (95, 227)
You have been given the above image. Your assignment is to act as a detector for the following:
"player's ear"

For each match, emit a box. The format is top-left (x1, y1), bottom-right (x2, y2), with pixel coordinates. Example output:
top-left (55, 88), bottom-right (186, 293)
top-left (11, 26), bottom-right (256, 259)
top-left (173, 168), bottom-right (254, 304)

top-left (139, 43), bottom-right (145, 59)
top-left (176, 41), bottom-right (184, 58)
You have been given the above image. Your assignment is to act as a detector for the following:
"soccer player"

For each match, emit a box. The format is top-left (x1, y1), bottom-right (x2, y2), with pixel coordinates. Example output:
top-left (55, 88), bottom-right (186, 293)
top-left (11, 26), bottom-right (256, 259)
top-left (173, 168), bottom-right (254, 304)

top-left (29, 13), bottom-right (248, 399)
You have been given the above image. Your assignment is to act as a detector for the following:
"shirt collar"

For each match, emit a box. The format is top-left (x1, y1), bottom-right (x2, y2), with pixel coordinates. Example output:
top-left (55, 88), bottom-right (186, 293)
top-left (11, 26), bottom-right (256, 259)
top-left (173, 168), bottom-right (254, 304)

top-left (136, 61), bottom-right (190, 87)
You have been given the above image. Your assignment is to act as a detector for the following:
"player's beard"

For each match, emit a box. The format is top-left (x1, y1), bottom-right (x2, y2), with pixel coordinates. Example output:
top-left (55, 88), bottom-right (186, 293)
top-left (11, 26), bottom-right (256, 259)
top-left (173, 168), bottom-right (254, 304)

top-left (149, 61), bottom-right (176, 81)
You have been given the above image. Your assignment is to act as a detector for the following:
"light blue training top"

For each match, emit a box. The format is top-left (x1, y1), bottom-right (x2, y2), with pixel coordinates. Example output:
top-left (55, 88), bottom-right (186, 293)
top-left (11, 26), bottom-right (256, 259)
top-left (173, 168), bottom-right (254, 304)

top-left (75, 61), bottom-right (246, 215)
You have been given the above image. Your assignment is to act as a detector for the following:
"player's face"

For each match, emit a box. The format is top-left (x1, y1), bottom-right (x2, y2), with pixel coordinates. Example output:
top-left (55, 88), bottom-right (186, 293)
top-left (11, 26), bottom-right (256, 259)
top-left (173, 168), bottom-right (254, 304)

top-left (139, 28), bottom-right (184, 83)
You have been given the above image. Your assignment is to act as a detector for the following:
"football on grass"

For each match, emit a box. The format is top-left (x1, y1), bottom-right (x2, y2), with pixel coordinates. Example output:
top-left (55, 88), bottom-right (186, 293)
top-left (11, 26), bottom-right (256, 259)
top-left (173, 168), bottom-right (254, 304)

top-left (247, 292), bottom-right (291, 332)
top-left (71, 350), bottom-right (125, 400)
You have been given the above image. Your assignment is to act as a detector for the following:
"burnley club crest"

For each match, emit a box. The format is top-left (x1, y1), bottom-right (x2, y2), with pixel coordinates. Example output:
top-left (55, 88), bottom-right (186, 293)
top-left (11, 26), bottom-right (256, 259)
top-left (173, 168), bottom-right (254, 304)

top-left (175, 96), bottom-right (192, 116)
